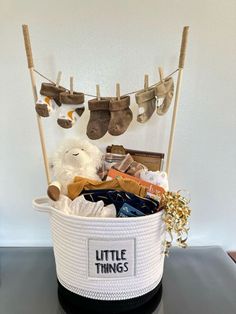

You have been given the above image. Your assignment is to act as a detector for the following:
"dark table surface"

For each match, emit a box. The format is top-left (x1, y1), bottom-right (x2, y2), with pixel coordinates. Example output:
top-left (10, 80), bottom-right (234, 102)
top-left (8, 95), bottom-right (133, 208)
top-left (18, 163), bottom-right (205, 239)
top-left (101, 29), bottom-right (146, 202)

top-left (0, 246), bottom-right (236, 314)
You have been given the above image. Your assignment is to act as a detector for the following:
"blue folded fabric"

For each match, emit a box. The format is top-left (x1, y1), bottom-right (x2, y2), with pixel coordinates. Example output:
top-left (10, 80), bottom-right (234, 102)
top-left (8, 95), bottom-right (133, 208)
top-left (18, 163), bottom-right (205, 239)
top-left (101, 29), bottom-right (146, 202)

top-left (118, 203), bottom-right (145, 217)
top-left (81, 189), bottom-right (159, 216)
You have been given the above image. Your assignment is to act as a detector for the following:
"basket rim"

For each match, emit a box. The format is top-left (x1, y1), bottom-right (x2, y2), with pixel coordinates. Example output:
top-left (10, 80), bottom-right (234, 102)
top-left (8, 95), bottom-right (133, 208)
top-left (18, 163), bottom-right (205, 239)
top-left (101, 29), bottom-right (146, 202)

top-left (33, 196), bottom-right (163, 223)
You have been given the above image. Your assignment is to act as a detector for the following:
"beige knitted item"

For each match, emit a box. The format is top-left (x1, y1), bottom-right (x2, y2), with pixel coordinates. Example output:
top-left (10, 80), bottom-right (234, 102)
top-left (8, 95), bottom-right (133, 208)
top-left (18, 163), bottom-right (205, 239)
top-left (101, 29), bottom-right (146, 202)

top-left (155, 77), bottom-right (174, 115)
top-left (135, 88), bottom-right (156, 123)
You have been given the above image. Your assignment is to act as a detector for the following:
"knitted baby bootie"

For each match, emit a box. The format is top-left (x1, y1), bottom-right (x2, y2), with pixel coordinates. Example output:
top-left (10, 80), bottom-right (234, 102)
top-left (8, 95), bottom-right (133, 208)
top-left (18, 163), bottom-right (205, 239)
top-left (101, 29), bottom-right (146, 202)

top-left (135, 88), bottom-right (156, 123)
top-left (155, 77), bottom-right (174, 115)
top-left (86, 98), bottom-right (111, 140)
top-left (35, 83), bottom-right (66, 117)
top-left (108, 96), bottom-right (132, 136)
top-left (57, 91), bottom-right (85, 129)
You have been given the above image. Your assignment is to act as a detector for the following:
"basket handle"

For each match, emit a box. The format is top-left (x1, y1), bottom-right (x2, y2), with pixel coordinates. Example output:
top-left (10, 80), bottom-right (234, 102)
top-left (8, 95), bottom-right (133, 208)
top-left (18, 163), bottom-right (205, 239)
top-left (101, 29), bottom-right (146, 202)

top-left (32, 197), bottom-right (53, 213)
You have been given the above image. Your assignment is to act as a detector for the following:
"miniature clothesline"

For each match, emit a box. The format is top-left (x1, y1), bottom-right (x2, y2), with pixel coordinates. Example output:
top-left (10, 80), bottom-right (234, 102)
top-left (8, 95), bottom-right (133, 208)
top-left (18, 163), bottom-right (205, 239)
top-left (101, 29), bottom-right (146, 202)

top-left (33, 68), bottom-right (179, 98)
top-left (22, 24), bottom-right (189, 185)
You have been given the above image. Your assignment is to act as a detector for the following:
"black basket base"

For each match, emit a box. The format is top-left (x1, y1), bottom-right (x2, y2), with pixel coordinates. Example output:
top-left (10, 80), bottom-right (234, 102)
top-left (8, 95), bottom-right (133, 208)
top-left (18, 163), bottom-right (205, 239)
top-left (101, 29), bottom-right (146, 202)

top-left (58, 279), bottom-right (162, 314)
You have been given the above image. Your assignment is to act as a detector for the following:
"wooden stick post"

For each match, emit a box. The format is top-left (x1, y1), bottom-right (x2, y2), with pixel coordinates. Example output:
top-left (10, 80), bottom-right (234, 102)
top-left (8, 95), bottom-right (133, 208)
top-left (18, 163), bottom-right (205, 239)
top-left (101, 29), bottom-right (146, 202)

top-left (22, 25), bottom-right (51, 185)
top-left (166, 26), bottom-right (189, 176)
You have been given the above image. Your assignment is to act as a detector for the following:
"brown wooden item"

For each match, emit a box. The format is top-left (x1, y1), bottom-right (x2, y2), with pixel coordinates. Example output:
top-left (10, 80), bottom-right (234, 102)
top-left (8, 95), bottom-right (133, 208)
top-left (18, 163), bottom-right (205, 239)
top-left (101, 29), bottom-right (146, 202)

top-left (166, 26), bottom-right (189, 175)
top-left (107, 145), bottom-right (164, 171)
top-left (228, 251), bottom-right (236, 263)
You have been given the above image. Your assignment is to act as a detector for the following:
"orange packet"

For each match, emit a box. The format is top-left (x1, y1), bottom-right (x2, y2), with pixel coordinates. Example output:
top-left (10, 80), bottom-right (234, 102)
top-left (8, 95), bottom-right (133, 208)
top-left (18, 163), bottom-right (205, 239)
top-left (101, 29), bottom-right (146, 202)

top-left (107, 168), bottom-right (165, 199)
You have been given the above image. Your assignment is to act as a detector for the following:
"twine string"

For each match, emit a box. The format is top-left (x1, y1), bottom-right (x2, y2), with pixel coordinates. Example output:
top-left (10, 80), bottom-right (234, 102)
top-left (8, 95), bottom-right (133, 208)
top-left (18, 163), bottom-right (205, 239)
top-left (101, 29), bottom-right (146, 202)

top-left (33, 68), bottom-right (179, 98)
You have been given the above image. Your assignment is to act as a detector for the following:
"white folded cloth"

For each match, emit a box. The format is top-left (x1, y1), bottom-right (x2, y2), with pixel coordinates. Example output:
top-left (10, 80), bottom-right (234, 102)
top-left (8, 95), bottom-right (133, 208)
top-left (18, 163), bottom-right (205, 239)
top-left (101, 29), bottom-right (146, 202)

top-left (50, 194), bottom-right (72, 214)
top-left (50, 194), bottom-right (116, 218)
top-left (139, 170), bottom-right (169, 191)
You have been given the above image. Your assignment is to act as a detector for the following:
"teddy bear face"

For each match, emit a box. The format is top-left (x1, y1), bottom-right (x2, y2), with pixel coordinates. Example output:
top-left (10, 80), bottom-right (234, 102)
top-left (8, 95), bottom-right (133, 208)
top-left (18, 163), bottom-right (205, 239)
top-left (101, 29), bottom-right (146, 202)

top-left (52, 138), bottom-right (103, 180)
top-left (62, 147), bottom-right (92, 169)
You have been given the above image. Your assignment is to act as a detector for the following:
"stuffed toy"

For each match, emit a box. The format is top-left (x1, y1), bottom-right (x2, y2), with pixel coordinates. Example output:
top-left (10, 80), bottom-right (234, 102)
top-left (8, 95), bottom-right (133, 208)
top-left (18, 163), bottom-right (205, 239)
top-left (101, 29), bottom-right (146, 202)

top-left (47, 138), bottom-right (103, 201)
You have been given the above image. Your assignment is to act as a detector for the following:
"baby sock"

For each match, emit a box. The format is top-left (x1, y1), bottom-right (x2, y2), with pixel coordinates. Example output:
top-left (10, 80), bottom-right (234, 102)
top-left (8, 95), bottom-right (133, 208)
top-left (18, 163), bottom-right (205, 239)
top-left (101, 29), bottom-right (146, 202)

top-left (57, 91), bottom-right (85, 129)
top-left (108, 96), bottom-right (132, 136)
top-left (86, 98), bottom-right (111, 140)
top-left (135, 88), bottom-right (156, 123)
top-left (35, 83), bottom-right (66, 117)
top-left (155, 77), bottom-right (174, 115)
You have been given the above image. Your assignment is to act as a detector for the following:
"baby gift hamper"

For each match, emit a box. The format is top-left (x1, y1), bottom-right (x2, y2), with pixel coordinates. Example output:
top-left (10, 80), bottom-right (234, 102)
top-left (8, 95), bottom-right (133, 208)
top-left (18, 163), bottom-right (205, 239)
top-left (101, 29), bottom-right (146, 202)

top-left (33, 195), bottom-right (165, 313)
top-left (23, 24), bottom-right (191, 313)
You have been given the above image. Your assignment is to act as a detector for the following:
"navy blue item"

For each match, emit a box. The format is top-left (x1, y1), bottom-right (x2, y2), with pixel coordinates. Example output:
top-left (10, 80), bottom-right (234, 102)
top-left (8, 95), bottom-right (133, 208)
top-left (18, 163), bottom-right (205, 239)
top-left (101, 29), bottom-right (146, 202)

top-left (81, 189), bottom-right (159, 216)
top-left (118, 203), bottom-right (145, 217)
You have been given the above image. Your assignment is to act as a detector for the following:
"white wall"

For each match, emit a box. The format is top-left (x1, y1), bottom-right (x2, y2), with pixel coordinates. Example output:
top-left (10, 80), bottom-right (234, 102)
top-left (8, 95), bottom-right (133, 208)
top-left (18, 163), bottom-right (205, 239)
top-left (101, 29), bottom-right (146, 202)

top-left (0, 0), bottom-right (235, 249)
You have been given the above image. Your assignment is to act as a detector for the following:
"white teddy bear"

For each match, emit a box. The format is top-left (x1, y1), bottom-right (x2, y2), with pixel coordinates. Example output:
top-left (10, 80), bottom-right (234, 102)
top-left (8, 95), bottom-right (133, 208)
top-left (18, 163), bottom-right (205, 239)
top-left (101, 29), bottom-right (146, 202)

top-left (47, 138), bottom-right (103, 201)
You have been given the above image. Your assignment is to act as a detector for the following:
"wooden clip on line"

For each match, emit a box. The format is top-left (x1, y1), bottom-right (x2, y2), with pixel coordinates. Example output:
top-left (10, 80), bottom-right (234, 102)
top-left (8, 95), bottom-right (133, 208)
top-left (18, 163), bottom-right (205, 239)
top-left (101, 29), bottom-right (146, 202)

top-left (144, 74), bottom-right (149, 91)
top-left (70, 76), bottom-right (74, 95)
top-left (96, 84), bottom-right (101, 100)
top-left (116, 83), bottom-right (121, 101)
top-left (56, 71), bottom-right (62, 88)
top-left (158, 67), bottom-right (164, 82)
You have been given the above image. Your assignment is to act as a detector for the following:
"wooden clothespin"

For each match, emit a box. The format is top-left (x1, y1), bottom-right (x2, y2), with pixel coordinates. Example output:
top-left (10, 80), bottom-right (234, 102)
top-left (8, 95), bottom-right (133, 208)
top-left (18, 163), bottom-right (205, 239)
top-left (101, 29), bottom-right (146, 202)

top-left (116, 83), bottom-right (121, 101)
top-left (96, 84), bottom-right (101, 100)
top-left (70, 76), bottom-right (74, 95)
top-left (144, 74), bottom-right (149, 91)
top-left (56, 71), bottom-right (62, 87)
top-left (158, 67), bottom-right (164, 83)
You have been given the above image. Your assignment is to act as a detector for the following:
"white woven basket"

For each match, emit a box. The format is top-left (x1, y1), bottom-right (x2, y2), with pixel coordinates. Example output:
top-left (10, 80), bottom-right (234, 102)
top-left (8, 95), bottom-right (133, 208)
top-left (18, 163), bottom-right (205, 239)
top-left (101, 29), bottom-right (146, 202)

top-left (33, 197), bottom-right (165, 301)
